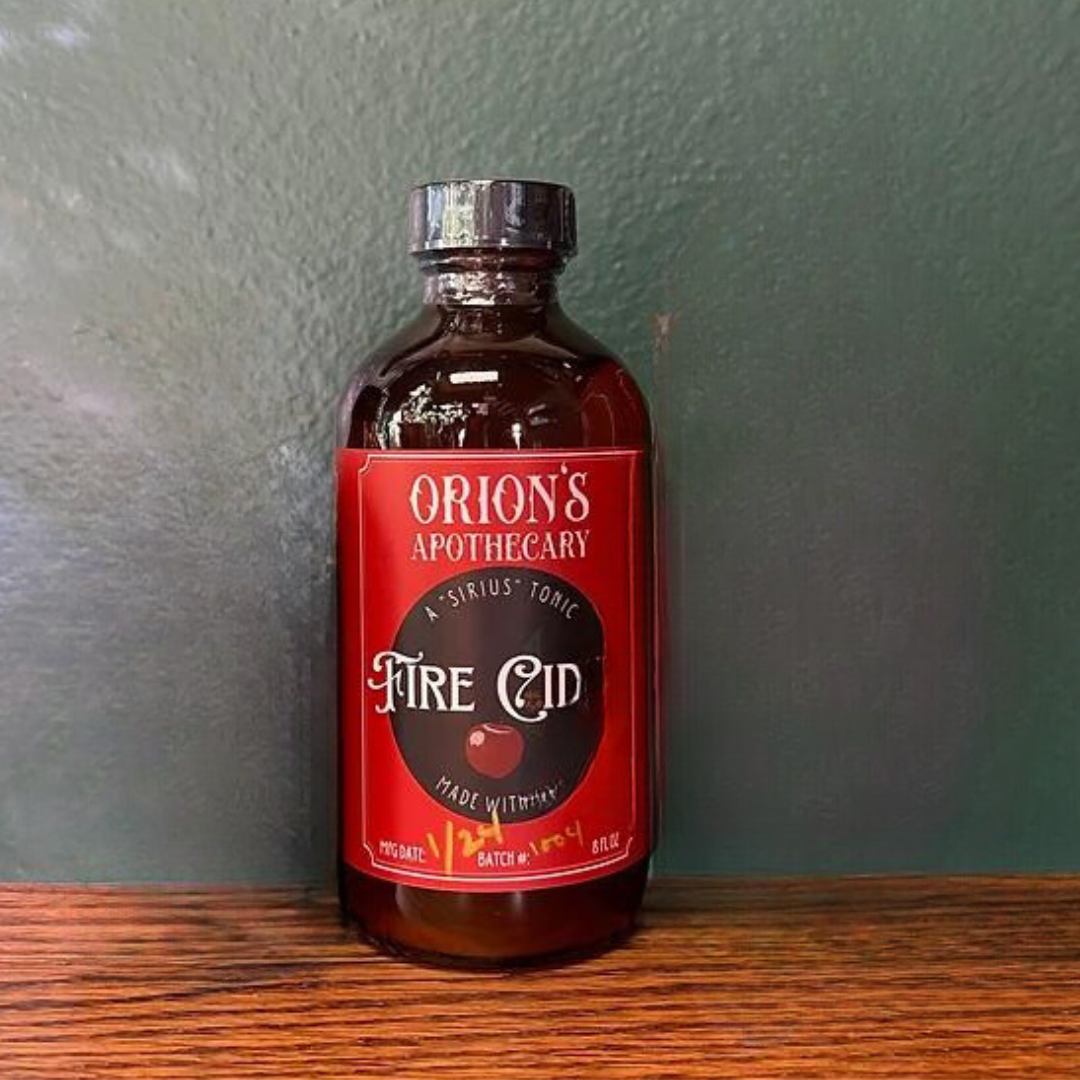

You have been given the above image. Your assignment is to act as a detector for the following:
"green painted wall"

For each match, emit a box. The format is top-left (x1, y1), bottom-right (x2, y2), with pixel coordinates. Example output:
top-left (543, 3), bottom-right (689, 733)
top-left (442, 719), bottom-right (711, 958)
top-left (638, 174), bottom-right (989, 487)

top-left (0, 0), bottom-right (1077, 880)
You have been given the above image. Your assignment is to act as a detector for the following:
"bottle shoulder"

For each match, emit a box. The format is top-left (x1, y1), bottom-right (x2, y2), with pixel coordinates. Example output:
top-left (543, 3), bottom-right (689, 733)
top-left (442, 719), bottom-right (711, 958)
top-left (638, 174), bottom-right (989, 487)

top-left (338, 307), bottom-right (649, 451)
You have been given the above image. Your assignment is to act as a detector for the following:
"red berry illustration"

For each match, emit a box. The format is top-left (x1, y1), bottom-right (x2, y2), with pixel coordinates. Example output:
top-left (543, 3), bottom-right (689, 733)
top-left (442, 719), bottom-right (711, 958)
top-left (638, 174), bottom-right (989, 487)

top-left (465, 723), bottom-right (525, 779)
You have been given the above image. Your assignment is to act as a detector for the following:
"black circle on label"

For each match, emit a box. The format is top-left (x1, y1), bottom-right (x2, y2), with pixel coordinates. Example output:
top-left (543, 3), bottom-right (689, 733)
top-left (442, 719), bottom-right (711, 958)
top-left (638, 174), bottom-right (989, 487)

top-left (385, 568), bottom-right (604, 823)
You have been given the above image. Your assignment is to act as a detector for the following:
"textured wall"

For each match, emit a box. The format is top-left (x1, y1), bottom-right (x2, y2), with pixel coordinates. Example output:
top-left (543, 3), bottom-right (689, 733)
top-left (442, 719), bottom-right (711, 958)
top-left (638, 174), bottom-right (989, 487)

top-left (660, 2), bottom-right (1080, 874)
top-left (0, 0), bottom-right (1077, 881)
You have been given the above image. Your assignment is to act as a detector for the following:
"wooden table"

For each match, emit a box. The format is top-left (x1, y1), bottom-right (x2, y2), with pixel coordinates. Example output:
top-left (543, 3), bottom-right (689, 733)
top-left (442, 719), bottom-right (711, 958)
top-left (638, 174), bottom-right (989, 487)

top-left (3, 878), bottom-right (1079, 1078)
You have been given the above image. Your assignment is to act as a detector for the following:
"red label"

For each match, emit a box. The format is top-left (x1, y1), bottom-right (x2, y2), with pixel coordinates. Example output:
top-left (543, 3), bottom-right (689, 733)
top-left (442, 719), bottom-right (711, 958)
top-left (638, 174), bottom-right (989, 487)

top-left (337, 449), bottom-right (649, 892)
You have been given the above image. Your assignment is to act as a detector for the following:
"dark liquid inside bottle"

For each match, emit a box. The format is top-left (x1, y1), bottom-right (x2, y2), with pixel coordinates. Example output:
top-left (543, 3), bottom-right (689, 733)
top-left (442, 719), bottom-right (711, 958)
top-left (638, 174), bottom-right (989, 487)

top-left (338, 247), bottom-right (653, 966)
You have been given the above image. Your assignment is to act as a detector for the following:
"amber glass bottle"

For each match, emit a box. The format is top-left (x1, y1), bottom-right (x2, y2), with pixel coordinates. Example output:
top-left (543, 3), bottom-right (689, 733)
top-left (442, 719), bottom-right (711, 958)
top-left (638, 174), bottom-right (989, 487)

top-left (337, 179), bottom-right (654, 966)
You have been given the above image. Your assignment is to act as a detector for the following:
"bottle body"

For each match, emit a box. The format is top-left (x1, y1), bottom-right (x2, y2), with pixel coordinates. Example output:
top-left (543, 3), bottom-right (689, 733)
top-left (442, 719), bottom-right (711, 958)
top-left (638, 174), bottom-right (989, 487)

top-left (337, 230), bottom-right (654, 966)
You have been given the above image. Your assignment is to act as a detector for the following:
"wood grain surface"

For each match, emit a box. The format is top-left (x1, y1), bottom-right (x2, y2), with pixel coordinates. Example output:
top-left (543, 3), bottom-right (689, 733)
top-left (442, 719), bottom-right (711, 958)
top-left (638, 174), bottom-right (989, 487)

top-left (3, 878), bottom-right (1080, 1078)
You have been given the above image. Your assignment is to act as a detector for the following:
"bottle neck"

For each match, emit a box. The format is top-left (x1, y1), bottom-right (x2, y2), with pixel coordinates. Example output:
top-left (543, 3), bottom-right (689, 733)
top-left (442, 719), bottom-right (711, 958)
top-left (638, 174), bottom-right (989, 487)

top-left (418, 251), bottom-right (565, 308)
